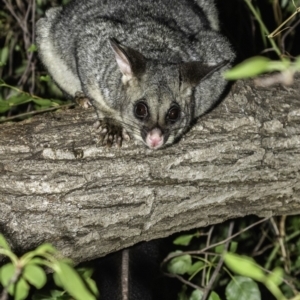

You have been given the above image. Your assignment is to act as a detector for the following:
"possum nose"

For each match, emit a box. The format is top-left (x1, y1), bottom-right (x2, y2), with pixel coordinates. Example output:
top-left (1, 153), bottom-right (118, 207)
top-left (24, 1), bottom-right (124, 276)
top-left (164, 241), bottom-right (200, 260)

top-left (146, 128), bottom-right (164, 149)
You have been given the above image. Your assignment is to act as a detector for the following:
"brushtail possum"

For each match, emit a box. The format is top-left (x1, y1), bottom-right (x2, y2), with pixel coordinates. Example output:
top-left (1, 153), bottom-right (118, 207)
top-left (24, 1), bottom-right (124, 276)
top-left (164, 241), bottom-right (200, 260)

top-left (36, 0), bottom-right (235, 149)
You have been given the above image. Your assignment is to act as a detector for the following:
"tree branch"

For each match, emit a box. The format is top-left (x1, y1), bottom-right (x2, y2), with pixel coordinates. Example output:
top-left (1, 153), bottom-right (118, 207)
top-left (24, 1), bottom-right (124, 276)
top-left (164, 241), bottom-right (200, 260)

top-left (1, 76), bottom-right (300, 264)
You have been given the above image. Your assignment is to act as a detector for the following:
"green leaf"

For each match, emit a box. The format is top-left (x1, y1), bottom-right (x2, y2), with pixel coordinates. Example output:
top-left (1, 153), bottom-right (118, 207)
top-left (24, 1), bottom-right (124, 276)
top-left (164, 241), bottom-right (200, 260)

top-left (53, 271), bottom-right (63, 288)
top-left (76, 268), bottom-right (99, 296)
top-left (215, 244), bottom-right (225, 254)
top-left (34, 243), bottom-right (57, 256)
top-left (0, 263), bottom-right (15, 287)
top-left (15, 277), bottom-right (30, 300)
top-left (167, 254), bottom-right (192, 275)
top-left (15, 63), bottom-right (26, 75)
top-left (294, 56), bottom-right (300, 70)
top-left (39, 75), bottom-right (51, 82)
top-left (33, 291), bottom-right (71, 300)
top-left (22, 243), bottom-right (56, 263)
top-left (7, 93), bottom-right (32, 106)
top-left (28, 44), bottom-right (38, 52)
top-left (265, 267), bottom-right (283, 286)
top-left (189, 289), bottom-right (203, 300)
top-left (187, 261), bottom-right (204, 276)
top-left (209, 291), bottom-right (221, 300)
top-left (50, 99), bottom-right (67, 105)
top-left (32, 98), bottom-right (54, 107)
top-left (0, 100), bottom-right (10, 113)
top-left (50, 289), bottom-right (67, 297)
top-left (224, 253), bottom-right (265, 281)
top-left (0, 46), bottom-right (9, 66)
top-left (174, 234), bottom-right (195, 246)
top-left (178, 285), bottom-right (188, 300)
top-left (23, 264), bottom-right (47, 289)
top-left (32, 289), bottom-right (64, 300)
top-left (55, 261), bottom-right (96, 300)
top-left (215, 241), bottom-right (238, 254)
top-left (265, 59), bottom-right (290, 72)
top-left (188, 289), bottom-right (219, 300)
top-left (0, 234), bottom-right (11, 250)
top-left (85, 277), bottom-right (99, 297)
top-left (77, 267), bottom-right (94, 279)
top-left (225, 276), bottom-right (261, 300)
top-left (27, 258), bottom-right (47, 265)
top-left (224, 56), bottom-right (271, 80)
top-left (230, 242), bottom-right (238, 253)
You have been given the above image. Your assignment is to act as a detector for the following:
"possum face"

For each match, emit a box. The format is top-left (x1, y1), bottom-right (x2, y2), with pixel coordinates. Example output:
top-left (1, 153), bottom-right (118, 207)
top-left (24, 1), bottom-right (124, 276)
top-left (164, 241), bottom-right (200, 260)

top-left (121, 64), bottom-right (193, 149)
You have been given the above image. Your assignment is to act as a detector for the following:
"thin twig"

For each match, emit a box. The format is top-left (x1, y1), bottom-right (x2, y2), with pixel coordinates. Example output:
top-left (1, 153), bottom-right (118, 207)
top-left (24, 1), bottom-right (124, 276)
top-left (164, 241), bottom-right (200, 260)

top-left (30, 0), bottom-right (37, 94)
top-left (201, 226), bottom-right (214, 287)
top-left (162, 217), bottom-right (270, 266)
top-left (163, 272), bottom-right (204, 292)
top-left (24, 0), bottom-right (32, 29)
top-left (252, 223), bottom-right (269, 255)
top-left (279, 216), bottom-right (290, 274)
top-left (0, 103), bottom-right (75, 123)
top-left (268, 7), bottom-right (300, 38)
top-left (252, 244), bottom-right (274, 257)
top-left (201, 221), bottom-right (235, 300)
top-left (18, 0), bottom-right (33, 87)
top-left (3, 0), bottom-right (26, 32)
top-left (121, 249), bottom-right (129, 300)
top-left (280, 18), bottom-right (300, 55)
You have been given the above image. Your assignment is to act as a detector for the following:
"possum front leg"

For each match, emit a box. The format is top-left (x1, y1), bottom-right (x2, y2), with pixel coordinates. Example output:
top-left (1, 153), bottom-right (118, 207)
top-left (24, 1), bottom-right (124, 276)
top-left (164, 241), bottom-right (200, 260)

top-left (74, 91), bottom-right (130, 147)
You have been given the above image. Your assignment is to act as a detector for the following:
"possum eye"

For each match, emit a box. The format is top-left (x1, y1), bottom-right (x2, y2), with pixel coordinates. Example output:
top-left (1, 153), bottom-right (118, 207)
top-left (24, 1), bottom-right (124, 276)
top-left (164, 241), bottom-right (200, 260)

top-left (167, 105), bottom-right (181, 123)
top-left (134, 101), bottom-right (148, 119)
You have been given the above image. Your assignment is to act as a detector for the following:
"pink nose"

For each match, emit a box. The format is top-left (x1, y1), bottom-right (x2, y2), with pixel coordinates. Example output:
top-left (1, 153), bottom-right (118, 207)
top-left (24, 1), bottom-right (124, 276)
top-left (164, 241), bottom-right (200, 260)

top-left (146, 128), bottom-right (164, 149)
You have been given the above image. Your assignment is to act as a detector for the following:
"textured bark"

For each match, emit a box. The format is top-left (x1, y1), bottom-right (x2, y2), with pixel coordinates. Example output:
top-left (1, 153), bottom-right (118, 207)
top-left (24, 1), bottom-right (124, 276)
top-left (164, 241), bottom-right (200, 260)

top-left (1, 76), bottom-right (300, 264)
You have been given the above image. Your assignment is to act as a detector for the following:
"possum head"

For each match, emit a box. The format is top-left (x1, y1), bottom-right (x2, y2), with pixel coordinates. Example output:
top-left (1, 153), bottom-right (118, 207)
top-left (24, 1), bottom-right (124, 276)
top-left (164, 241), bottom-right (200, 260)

top-left (110, 38), bottom-right (227, 150)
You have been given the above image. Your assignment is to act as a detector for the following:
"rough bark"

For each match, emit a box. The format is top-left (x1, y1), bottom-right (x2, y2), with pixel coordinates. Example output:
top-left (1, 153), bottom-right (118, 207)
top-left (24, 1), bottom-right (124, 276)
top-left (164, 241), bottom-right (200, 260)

top-left (1, 76), bottom-right (300, 264)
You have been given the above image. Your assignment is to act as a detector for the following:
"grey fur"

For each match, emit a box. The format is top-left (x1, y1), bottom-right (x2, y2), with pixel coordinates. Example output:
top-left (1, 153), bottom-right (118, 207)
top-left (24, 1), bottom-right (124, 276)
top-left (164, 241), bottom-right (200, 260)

top-left (36, 0), bottom-right (235, 149)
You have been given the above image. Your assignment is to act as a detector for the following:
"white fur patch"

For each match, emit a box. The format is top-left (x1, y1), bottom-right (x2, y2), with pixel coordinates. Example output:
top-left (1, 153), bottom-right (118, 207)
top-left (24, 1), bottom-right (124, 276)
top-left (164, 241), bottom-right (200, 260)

top-left (37, 9), bottom-right (82, 96)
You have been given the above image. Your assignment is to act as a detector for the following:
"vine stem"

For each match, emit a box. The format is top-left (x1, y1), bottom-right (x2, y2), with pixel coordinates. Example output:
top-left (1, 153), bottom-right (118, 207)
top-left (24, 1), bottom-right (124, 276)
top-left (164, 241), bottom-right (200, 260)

top-left (244, 0), bottom-right (281, 57)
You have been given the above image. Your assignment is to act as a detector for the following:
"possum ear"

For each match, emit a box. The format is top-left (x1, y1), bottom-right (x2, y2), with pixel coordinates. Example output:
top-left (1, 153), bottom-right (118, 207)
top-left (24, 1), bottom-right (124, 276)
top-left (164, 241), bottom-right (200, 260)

top-left (179, 60), bottom-right (229, 87)
top-left (109, 38), bottom-right (146, 82)
top-left (179, 60), bottom-right (231, 119)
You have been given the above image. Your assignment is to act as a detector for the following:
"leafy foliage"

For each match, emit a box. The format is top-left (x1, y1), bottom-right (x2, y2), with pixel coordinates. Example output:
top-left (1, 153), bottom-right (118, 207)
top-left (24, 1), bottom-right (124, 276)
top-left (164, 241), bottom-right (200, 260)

top-left (225, 276), bottom-right (261, 300)
top-left (0, 234), bottom-right (99, 300)
top-left (0, 0), bottom-right (69, 122)
top-left (0, 79), bottom-right (72, 122)
top-left (224, 0), bottom-right (300, 84)
top-left (163, 216), bottom-right (300, 300)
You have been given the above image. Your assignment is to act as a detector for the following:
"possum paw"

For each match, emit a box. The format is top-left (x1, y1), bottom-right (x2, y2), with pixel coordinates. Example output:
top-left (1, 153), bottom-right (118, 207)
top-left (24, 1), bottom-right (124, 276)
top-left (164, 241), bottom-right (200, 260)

top-left (74, 91), bottom-right (92, 108)
top-left (94, 119), bottom-right (130, 148)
